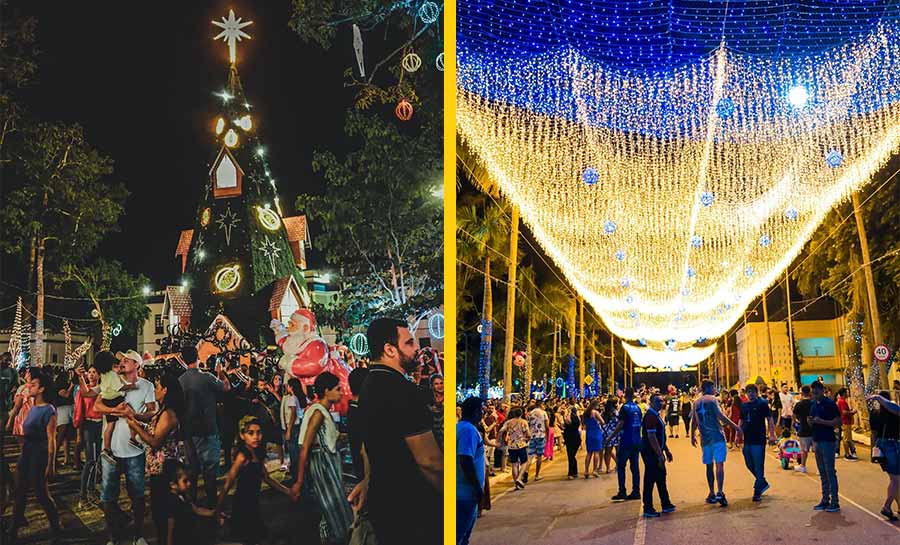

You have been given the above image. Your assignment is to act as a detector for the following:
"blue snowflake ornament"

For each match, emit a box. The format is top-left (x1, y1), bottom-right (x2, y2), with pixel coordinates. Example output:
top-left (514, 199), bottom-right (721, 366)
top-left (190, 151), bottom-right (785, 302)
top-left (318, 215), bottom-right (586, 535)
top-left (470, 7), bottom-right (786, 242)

top-left (826, 150), bottom-right (843, 168)
top-left (716, 97), bottom-right (735, 120)
top-left (785, 207), bottom-right (799, 221)
top-left (604, 220), bottom-right (617, 235)
top-left (690, 235), bottom-right (702, 248)
top-left (615, 249), bottom-right (626, 261)
top-left (583, 167), bottom-right (599, 185)
top-left (759, 234), bottom-right (771, 247)
top-left (700, 191), bottom-right (715, 207)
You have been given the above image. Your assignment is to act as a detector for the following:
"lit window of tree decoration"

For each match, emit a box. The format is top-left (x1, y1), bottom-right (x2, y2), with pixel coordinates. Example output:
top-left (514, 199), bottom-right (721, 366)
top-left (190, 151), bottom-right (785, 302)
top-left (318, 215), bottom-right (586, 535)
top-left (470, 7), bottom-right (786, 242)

top-left (214, 265), bottom-right (241, 292)
top-left (211, 147), bottom-right (243, 198)
top-left (436, 52), bottom-right (444, 72)
top-left (236, 115), bottom-right (252, 131)
top-left (457, 18), bottom-right (900, 347)
top-left (401, 52), bottom-right (422, 73)
top-left (256, 205), bottom-right (281, 230)
top-left (418, 1), bottom-right (440, 24)
top-left (349, 332), bottom-right (369, 356)
top-left (215, 117), bottom-right (225, 135)
top-left (395, 99), bottom-right (414, 121)
top-left (200, 207), bottom-right (211, 227)
top-left (224, 129), bottom-right (238, 147)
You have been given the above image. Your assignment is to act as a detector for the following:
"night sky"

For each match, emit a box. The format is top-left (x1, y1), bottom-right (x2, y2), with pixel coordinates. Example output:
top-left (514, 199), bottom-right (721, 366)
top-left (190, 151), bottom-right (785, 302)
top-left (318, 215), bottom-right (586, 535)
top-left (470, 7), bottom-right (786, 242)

top-left (15, 0), bottom-right (357, 287)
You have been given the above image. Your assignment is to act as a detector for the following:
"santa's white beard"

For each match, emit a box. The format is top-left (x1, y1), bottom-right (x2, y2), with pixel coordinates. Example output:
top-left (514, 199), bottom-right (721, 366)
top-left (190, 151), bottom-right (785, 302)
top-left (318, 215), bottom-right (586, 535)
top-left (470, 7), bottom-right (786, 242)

top-left (281, 332), bottom-right (307, 357)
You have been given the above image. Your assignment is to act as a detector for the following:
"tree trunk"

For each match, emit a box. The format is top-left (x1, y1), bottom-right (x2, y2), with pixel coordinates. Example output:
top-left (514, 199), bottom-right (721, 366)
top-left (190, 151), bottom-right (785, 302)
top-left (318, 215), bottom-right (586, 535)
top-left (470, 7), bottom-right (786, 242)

top-left (477, 254), bottom-right (493, 399)
top-left (848, 249), bottom-right (871, 431)
top-left (34, 240), bottom-right (45, 366)
top-left (502, 205), bottom-right (519, 402)
top-left (852, 191), bottom-right (887, 388)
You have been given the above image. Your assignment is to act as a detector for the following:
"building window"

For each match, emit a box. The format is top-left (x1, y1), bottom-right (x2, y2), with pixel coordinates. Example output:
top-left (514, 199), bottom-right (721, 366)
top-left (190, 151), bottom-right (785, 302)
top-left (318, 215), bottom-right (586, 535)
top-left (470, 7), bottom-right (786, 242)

top-left (797, 337), bottom-right (835, 357)
top-left (52, 353), bottom-right (59, 363)
top-left (154, 314), bottom-right (164, 335)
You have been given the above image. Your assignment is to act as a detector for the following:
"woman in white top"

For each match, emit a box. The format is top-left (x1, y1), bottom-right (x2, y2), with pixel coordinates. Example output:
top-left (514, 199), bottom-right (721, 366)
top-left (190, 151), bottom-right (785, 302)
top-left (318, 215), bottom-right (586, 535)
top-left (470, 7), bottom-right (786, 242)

top-left (288, 372), bottom-right (352, 544)
top-left (280, 378), bottom-right (306, 486)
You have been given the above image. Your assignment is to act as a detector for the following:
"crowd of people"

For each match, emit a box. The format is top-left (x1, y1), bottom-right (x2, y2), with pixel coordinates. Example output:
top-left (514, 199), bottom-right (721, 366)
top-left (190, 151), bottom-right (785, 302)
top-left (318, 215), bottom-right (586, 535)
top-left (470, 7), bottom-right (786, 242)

top-left (0, 317), bottom-right (444, 545)
top-left (456, 379), bottom-right (900, 545)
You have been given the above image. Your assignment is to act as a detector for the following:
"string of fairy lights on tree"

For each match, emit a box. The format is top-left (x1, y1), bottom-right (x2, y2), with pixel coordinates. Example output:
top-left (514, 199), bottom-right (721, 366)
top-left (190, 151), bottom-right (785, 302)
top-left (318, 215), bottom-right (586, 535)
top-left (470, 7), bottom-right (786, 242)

top-left (458, 3), bottom-right (900, 366)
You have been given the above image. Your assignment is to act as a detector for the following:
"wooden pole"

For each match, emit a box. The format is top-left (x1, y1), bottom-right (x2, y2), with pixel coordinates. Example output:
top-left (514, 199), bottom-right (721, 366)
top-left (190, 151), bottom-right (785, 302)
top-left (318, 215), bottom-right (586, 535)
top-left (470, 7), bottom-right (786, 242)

top-left (502, 205), bottom-right (520, 401)
top-left (785, 273), bottom-right (800, 389)
top-left (852, 191), bottom-right (888, 387)
top-left (762, 288), bottom-right (775, 386)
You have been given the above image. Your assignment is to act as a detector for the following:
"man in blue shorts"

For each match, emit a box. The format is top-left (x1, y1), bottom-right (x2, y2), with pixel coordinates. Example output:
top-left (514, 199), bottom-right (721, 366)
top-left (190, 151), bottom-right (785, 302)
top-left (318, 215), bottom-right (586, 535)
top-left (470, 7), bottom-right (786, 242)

top-left (608, 388), bottom-right (643, 501)
top-left (691, 380), bottom-right (742, 507)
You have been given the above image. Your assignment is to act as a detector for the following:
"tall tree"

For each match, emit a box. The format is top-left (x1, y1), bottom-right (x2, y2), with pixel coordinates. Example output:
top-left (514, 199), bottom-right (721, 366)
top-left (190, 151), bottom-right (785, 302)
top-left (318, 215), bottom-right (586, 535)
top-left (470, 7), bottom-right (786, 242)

top-left (53, 259), bottom-right (150, 351)
top-left (0, 123), bottom-right (125, 364)
top-left (0, 0), bottom-right (38, 159)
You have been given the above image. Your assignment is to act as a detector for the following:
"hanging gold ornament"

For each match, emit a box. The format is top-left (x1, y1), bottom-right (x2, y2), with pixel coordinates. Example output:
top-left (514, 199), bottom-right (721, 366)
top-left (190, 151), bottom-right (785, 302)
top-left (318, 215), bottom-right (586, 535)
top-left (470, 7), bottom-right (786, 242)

top-left (402, 52), bottom-right (422, 73)
top-left (215, 265), bottom-right (241, 292)
top-left (395, 99), bottom-right (414, 121)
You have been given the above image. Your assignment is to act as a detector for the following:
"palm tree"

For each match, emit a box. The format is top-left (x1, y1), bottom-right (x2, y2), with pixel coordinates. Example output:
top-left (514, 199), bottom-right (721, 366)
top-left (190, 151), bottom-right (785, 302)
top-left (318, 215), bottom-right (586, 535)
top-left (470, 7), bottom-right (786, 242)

top-left (457, 199), bottom-right (507, 398)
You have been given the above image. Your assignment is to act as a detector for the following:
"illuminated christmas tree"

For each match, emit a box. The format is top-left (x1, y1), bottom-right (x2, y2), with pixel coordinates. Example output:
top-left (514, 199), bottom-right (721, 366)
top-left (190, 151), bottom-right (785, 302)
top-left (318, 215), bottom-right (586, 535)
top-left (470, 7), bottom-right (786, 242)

top-left (176, 10), bottom-right (310, 342)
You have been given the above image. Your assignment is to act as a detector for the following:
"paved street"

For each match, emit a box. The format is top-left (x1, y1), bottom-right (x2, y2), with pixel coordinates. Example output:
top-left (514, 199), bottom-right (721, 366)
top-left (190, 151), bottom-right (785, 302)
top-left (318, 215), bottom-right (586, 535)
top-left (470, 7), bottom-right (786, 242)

top-left (1, 435), bottom-right (323, 545)
top-left (472, 436), bottom-right (900, 545)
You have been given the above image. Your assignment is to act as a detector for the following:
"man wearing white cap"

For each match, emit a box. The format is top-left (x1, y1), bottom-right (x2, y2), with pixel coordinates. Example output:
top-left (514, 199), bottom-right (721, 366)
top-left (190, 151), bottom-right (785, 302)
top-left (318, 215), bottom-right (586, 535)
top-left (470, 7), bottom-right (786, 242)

top-left (91, 350), bottom-right (156, 545)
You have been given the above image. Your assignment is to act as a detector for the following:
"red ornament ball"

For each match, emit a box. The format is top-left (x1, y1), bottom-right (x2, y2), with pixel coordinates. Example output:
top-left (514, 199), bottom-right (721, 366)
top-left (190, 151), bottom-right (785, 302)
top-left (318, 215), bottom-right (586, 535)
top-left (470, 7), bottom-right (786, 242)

top-left (395, 99), bottom-right (413, 121)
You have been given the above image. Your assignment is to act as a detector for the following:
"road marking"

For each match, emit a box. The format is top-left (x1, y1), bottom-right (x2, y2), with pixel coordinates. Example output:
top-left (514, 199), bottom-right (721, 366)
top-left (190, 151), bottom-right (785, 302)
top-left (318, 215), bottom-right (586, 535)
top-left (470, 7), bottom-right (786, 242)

top-left (632, 506), bottom-right (647, 545)
top-left (765, 450), bottom-right (900, 533)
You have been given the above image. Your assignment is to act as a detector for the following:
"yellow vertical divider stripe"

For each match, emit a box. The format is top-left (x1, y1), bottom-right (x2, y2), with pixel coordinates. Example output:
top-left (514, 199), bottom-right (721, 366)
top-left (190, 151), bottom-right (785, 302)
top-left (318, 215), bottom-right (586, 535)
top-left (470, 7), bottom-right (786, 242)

top-left (443, 0), bottom-right (457, 542)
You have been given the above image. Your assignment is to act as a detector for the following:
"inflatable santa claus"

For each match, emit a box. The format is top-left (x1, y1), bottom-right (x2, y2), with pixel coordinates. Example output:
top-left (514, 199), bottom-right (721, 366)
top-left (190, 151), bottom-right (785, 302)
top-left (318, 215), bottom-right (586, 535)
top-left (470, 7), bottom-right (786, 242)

top-left (270, 309), bottom-right (352, 415)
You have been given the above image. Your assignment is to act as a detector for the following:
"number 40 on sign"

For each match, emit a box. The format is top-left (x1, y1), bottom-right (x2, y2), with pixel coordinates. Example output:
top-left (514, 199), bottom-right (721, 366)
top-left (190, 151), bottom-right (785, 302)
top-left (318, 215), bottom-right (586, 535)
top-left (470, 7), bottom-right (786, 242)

top-left (874, 344), bottom-right (891, 362)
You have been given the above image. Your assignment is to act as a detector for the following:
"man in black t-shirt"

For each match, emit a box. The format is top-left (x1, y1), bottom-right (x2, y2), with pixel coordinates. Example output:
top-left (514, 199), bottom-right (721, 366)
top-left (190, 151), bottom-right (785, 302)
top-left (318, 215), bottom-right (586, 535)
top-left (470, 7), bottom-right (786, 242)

top-left (353, 318), bottom-right (442, 545)
top-left (791, 385), bottom-right (813, 473)
top-left (347, 367), bottom-right (369, 480)
top-left (739, 384), bottom-right (776, 501)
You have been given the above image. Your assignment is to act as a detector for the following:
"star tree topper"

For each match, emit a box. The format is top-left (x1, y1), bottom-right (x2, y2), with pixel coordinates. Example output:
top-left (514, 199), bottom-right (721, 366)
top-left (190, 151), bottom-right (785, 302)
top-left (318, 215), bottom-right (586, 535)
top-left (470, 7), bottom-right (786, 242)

top-left (212, 9), bottom-right (253, 65)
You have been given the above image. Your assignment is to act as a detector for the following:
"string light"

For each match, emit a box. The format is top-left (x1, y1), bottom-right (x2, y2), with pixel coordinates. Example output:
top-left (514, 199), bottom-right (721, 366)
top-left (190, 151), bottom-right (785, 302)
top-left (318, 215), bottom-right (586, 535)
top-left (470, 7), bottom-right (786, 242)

top-left (623, 341), bottom-right (717, 369)
top-left (458, 20), bottom-right (900, 348)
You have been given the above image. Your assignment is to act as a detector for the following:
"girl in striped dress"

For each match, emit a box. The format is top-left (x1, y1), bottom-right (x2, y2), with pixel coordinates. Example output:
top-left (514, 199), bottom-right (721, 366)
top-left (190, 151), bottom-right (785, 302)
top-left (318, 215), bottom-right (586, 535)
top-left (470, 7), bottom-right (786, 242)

top-left (291, 372), bottom-right (353, 544)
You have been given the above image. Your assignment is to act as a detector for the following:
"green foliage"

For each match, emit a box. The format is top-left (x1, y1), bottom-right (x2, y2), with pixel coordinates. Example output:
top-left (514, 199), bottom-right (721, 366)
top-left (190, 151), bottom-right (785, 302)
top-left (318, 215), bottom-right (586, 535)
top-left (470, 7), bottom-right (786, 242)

top-left (296, 105), bottom-right (442, 328)
top-left (791, 161), bottom-right (900, 346)
top-left (0, 0), bottom-right (39, 151)
top-left (53, 259), bottom-right (151, 342)
top-left (0, 123), bottom-right (126, 266)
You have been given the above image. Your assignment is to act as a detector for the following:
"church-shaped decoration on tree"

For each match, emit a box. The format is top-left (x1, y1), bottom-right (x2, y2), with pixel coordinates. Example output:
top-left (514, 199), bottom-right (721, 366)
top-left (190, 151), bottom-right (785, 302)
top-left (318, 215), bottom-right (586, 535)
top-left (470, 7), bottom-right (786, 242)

top-left (174, 10), bottom-right (311, 343)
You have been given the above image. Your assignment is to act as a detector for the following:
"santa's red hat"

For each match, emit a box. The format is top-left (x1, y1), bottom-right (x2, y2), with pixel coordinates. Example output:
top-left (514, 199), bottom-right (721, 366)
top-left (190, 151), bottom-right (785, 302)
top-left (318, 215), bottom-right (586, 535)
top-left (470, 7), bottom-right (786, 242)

top-left (291, 308), bottom-right (317, 329)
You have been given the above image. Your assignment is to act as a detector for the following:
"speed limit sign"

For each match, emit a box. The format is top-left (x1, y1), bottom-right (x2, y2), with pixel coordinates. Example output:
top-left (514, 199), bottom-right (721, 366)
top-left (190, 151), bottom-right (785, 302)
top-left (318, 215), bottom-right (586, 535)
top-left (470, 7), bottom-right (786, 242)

top-left (874, 344), bottom-right (891, 362)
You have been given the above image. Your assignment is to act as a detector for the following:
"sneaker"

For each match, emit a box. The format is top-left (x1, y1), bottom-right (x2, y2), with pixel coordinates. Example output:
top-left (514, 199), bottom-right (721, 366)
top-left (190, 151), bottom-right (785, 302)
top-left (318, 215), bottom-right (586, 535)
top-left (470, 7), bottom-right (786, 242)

top-left (514, 479), bottom-right (525, 489)
top-left (611, 492), bottom-right (628, 501)
top-left (880, 507), bottom-right (899, 521)
top-left (758, 482), bottom-right (770, 497)
top-left (716, 493), bottom-right (728, 507)
top-left (661, 504), bottom-right (676, 513)
top-left (705, 494), bottom-right (718, 504)
top-left (798, 465), bottom-right (807, 473)
top-left (844, 455), bottom-right (858, 461)
top-left (813, 500), bottom-right (829, 511)
top-left (752, 494), bottom-right (761, 502)
top-left (627, 492), bottom-right (641, 501)
top-left (642, 510), bottom-right (660, 518)
top-left (826, 503), bottom-right (840, 513)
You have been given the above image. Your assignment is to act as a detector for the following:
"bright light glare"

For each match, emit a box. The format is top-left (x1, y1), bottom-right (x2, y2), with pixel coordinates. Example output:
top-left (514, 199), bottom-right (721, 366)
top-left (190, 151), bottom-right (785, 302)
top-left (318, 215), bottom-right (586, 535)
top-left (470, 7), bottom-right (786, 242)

top-left (788, 85), bottom-right (809, 107)
top-left (142, 286), bottom-right (151, 296)
top-left (622, 342), bottom-right (717, 369)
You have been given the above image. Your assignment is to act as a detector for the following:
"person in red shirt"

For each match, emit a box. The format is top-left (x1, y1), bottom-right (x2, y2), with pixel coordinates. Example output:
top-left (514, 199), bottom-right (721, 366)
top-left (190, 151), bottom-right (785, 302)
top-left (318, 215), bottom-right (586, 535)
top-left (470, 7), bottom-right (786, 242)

top-left (74, 365), bottom-right (103, 501)
top-left (836, 389), bottom-right (858, 460)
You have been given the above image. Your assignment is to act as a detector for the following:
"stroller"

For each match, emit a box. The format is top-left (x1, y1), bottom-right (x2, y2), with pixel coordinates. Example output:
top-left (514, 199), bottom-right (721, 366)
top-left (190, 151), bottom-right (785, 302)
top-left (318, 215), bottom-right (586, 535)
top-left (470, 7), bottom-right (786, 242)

top-left (778, 430), bottom-right (802, 470)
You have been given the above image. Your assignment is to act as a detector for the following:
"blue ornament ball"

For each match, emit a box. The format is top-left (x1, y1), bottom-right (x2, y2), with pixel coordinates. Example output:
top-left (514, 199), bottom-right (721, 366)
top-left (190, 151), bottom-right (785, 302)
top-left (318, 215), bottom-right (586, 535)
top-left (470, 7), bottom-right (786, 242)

top-left (744, 266), bottom-right (754, 278)
top-left (604, 220), bottom-right (617, 235)
top-left (687, 266), bottom-right (696, 278)
top-left (583, 167), bottom-right (599, 185)
top-left (700, 191), bottom-right (715, 207)
top-left (759, 234), bottom-right (771, 247)
top-left (716, 97), bottom-right (735, 119)
top-left (826, 150), bottom-right (843, 168)
top-left (615, 249), bottom-right (626, 261)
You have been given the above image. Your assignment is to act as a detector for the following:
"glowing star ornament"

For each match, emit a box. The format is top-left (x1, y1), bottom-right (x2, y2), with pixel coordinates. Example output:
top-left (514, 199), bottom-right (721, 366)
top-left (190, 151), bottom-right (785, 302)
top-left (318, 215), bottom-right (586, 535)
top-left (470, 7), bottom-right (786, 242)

top-left (214, 265), bottom-right (241, 292)
top-left (260, 236), bottom-right (283, 274)
top-left (212, 9), bottom-right (253, 65)
top-left (215, 206), bottom-right (241, 246)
